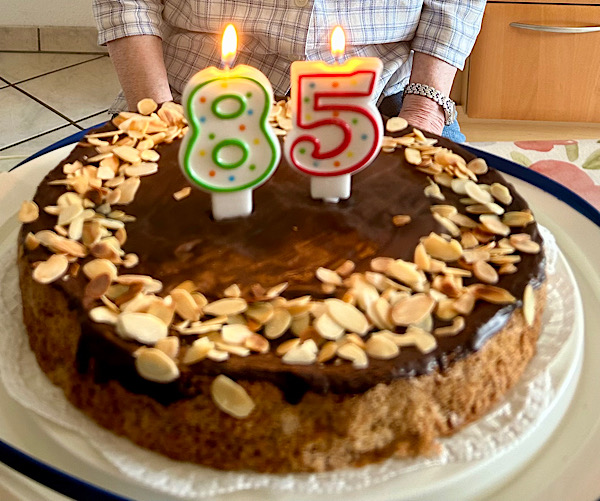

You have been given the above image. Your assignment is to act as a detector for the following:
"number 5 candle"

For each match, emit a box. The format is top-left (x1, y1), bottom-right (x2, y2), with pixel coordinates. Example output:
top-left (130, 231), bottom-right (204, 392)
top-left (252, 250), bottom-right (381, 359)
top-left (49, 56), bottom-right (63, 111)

top-left (284, 26), bottom-right (383, 202)
top-left (179, 25), bottom-right (281, 220)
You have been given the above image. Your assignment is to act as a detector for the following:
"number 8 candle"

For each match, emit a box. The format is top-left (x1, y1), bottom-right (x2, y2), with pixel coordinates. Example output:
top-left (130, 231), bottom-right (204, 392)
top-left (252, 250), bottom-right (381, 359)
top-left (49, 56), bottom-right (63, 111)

top-left (284, 26), bottom-right (383, 202)
top-left (179, 25), bottom-right (281, 220)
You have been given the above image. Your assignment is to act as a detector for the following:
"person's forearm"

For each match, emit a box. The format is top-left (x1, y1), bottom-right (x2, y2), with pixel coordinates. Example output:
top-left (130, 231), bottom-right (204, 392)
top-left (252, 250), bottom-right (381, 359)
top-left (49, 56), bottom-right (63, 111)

top-left (399, 51), bottom-right (458, 134)
top-left (107, 35), bottom-right (173, 111)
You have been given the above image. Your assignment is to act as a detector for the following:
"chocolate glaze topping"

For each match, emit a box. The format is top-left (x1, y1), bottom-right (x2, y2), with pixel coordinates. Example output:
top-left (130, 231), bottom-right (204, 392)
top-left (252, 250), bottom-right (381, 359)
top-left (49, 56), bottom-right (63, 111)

top-left (21, 124), bottom-right (545, 404)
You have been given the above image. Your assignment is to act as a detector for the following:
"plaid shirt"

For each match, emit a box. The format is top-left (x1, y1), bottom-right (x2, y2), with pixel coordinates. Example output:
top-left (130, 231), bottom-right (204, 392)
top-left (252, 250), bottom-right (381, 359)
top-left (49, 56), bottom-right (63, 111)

top-left (93, 0), bottom-right (486, 114)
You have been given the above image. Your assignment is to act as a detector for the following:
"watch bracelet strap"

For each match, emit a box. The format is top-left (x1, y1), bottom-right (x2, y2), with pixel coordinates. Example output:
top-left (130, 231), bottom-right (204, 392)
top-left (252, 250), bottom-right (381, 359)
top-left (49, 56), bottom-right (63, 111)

top-left (403, 82), bottom-right (456, 125)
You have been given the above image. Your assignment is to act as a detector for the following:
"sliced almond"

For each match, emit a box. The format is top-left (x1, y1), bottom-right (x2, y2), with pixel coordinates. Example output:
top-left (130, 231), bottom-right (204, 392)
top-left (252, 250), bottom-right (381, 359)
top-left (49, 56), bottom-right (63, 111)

top-left (336, 342), bottom-right (369, 369)
top-left (421, 232), bottom-right (463, 262)
top-left (479, 214), bottom-right (510, 236)
top-left (265, 282), bottom-right (288, 299)
top-left (113, 145), bottom-right (141, 164)
top-left (276, 338), bottom-right (301, 356)
top-left (391, 293), bottom-right (436, 326)
top-left (116, 312), bottom-right (169, 344)
top-left (490, 183), bottom-right (513, 205)
top-left (473, 260), bottom-right (499, 284)
top-left (214, 342), bottom-right (250, 357)
top-left (449, 212), bottom-right (478, 229)
top-left (317, 341), bottom-right (338, 363)
top-left (314, 312), bottom-right (345, 340)
top-left (18, 200), bottom-right (39, 223)
top-left (117, 177), bottom-right (141, 204)
top-left (136, 98), bottom-right (158, 116)
top-left (469, 284), bottom-right (516, 304)
top-left (210, 375), bottom-right (255, 418)
top-left (370, 257), bottom-right (394, 273)
top-left (32, 254), bottom-right (69, 284)
top-left (523, 283), bottom-right (536, 326)
top-left (325, 298), bottom-right (369, 335)
top-left (282, 341), bottom-right (318, 365)
top-left (264, 307), bottom-right (292, 339)
top-left (434, 316), bottom-right (465, 336)
top-left (466, 157), bottom-right (488, 175)
top-left (57, 204), bottom-right (84, 227)
top-left (510, 236), bottom-right (541, 254)
top-left (365, 334), bottom-right (399, 360)
top-left (223, 283), bottom-right (241, 298)
top-left (135, 347), bottom-right (180, 383)
top-left (430, 205), bottom-right (457, 219)
top-left (82, 258), bottom-right (118, 281)
top-left (452, 292), bottom-right (476, 315)
top-left (146, 298), bottom-right (176, 326)
top-left (386, 259), bottom-right (427, 290)
top-left (89, 306), bottom-right (119, 325)
top-left (155, 336), bottom-right (180, 359)
top-left (465, 181), bottom-right (493, 204)
top-left (499, 263), bottom-right (518, 275)
top-left (369, 296), bottom-right (394, 330)
top-left (451, 178), bottom-right (469, 195)
top-left (207, 349), bottom-right (229, 362)
top-left (503, 211), bottom-right (535, 227)
top-left (316, 267), bottom-right (343, 286)
top-left (473, 202), bottom-right (505, 216)
top-left (405, 147), bottom-right (422, 165)
top-left (386, 116), bottom-right (408, 132)
top-left (182, 337), bottom-right (213, 364)
top-left (432, 212), bottom-right (461, 237)
top-left (173, 186), bottom-right (192, 201)
top-left (335, 260), bottom-right (355, 277)
top-left (244, 333), bottom-right (270, 353)
top-left (203, 297), bottom-right (247, 316)
top-left (140, 149), bottom-right (160, 163)
top-left (412, 243), bottom-right (431, 272)
top-left (435, 298), bottom-right (459, 321)
top-left (68, 215), bottom-right (84, 241)
top-left (85, 272), bottom-right (112, 300)
top-left (246, 301), bottom-right (275, 324)
top-left (24, 232), bottom-right (40, 251)
top-left (424, 182), bottom-right (445, 200)
top-left (221, 324), bottom-right (253, 345)
top-left (394, 326), bottom-right (437, 353)
top-left (392, 214), bottom-right (411, 227)
top-left (285, 295), bottom-right (313, 316)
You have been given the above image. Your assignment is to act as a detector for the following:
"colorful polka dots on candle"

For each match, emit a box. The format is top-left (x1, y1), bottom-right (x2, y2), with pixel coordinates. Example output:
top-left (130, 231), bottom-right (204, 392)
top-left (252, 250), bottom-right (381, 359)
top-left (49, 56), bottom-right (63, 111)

top-left (285, 59), bottom-right (383, 178)
top-left (180, 65), bottom-right (281, 194)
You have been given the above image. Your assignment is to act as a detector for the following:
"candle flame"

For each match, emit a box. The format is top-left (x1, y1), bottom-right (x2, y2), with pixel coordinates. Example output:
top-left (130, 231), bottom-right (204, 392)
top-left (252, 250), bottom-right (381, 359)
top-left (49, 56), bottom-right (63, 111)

top-left (331, 26), bottom-right (345, 60)
top-left (221, 24), bottom-right (237, 68)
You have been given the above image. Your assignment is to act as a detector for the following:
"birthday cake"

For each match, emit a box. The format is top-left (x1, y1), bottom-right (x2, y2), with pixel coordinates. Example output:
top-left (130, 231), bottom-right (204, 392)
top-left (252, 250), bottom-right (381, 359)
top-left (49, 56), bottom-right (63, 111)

top-left (16, 100), bottom-right (546, 472)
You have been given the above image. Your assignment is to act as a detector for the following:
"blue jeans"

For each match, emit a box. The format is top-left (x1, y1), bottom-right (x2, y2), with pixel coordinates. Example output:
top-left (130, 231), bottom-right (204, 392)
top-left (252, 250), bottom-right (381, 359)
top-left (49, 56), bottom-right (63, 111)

top-left (378, 91), bottom-right (466, 143)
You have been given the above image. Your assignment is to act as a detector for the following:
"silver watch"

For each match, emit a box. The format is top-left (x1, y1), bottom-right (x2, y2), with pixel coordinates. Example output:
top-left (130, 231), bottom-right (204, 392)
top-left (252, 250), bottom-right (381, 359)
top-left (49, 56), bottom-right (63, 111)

top-left (403, 83), bottom-right (456, 126)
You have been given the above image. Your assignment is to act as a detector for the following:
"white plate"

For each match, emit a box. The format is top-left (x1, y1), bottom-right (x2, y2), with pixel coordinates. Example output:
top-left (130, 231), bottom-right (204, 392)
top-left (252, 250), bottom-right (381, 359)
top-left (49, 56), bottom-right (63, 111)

top-left (0, 147), bottom-right (598, 501)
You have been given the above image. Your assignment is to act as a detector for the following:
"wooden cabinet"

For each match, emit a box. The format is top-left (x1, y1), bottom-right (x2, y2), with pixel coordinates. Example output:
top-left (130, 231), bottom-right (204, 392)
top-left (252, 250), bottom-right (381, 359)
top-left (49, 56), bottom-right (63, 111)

top-left (466, 1), bottom-right (600, 122)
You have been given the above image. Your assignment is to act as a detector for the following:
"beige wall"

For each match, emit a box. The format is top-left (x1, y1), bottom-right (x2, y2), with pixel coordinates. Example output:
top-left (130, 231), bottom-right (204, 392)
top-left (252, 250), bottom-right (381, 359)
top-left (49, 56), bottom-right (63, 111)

top-left (0, 0), bottom-right (95, 27)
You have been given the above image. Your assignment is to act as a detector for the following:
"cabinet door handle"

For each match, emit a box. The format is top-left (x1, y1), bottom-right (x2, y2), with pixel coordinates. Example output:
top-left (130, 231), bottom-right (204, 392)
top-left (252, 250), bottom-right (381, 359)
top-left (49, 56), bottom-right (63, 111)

top-left (510, 22), bottom-right (600, 34)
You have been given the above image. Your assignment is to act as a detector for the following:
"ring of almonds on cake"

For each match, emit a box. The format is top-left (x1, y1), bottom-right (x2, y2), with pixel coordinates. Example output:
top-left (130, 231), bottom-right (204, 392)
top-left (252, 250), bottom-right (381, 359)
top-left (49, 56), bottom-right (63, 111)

top-left (17, 99), bottom-right (540, 419)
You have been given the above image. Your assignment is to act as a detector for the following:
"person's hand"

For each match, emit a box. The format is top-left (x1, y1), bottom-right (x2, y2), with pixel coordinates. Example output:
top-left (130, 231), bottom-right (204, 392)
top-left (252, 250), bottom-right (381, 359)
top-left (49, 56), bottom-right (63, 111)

top-left (398, 94), bottom-right (445, 136)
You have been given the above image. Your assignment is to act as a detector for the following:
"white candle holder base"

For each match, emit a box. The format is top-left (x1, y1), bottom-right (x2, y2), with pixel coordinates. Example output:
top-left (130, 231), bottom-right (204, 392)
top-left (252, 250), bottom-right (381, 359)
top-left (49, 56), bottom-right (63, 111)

top-left (211, 190), bottom-right (252, 220)
top-left (310, 175), bottom-right (351, 203)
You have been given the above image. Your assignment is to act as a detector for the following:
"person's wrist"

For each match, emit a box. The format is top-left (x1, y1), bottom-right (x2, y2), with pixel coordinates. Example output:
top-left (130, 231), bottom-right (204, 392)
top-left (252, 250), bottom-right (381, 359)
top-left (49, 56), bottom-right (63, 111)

top-left (398, 94), bottom-right (445, 135)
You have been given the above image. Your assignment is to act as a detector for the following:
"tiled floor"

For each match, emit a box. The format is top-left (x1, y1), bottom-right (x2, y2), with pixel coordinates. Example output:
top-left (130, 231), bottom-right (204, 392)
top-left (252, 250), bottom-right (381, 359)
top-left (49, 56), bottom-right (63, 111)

top-left (0, 51), bottom-right (120, 172)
